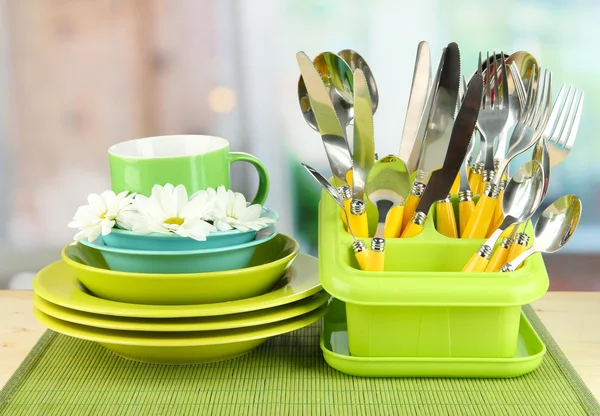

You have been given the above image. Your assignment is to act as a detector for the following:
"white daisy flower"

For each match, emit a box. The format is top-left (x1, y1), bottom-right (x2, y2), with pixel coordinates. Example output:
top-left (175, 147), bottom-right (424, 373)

top-left (68, 190), bottom-right (137, 242)
top-left (132, 184), bottom-right (216, 241)
top-left (208, 185), bottom-right (276, 232)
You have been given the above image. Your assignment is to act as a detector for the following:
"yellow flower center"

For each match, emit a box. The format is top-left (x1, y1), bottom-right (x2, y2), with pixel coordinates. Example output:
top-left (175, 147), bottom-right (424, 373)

top-left (164, 217), bottom-right (184, 226)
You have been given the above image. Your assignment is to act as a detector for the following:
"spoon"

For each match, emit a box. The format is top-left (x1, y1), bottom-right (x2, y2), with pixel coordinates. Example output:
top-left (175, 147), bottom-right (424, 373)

top-left (301, 163), bottom-right (369, 270)
top-left (500, 195), bottom-right (582, 272)
top-left (298, 52), bottom-right (354, 132)
top-left (462, 160), bottom-right (545, 272)
top-left (338, 49), bottom-right (379, 113)
top-left (494, 52), bottom-right (538, 164)
top-left (365, 156), bottom-right (411, 271)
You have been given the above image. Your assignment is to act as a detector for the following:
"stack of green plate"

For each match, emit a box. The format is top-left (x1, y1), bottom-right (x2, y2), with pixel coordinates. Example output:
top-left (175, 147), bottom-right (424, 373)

top-left (32, 236), bottom-right (328, 365)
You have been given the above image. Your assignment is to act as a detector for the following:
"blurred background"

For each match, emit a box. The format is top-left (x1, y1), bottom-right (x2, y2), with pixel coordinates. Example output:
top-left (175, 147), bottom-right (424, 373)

top-left (0, 0), bottom-right (597, 290)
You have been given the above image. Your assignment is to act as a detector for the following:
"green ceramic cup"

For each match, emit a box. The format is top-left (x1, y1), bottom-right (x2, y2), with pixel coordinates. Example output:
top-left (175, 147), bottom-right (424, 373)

top-left (108, 135), bottom-right (269, 204)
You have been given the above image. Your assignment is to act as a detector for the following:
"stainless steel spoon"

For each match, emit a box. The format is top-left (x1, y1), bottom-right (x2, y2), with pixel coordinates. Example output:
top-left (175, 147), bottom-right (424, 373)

top-left (500, 194), bottom-right (582, 272)
top-left (338, 49), bottom-right (379, 113)
top-left (462, 160), bottom-right (545, 272)
top-left (298, 52), bottom-right (354, 132)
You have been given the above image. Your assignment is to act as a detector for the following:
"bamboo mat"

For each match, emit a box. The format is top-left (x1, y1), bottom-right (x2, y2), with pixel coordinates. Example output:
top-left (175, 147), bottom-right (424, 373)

top-left (1, 305), bottom-right (598, 415)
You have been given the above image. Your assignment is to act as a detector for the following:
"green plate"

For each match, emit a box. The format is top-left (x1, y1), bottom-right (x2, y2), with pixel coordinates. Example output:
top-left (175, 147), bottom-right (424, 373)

top-left (33, 291), bottom-right (330, 332)
top-left (34, 305), bottom-right (327, 365)
top-left (33, 253), bottom-right (321, 318)
top-left (321, 299), bottom-right (546, 378)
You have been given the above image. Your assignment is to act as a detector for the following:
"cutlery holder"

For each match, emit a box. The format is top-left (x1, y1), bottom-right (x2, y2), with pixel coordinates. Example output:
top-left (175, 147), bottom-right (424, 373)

top-left (318, 191), bottom-right (549, 359)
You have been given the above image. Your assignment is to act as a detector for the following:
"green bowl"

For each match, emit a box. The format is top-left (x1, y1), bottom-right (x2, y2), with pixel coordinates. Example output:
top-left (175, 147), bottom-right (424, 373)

top-left (62, 233), bottom-right (299, 305)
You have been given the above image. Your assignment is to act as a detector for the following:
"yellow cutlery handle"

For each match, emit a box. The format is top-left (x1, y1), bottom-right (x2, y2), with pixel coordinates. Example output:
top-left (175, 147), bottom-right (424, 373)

top-left (401, 219), bottom-right (425, 238)
top-left (487, 188), bottom-right (505, 237)
top-left (355, 249), bottom-right (370, 271)
top-left (341, 199), bottom-right (351, 230)
top-left (384, 205), bottom-right (404, 238)
top-left (485, 244), bottom-right (510, 272)
top-left (367, 249), bottom-right (385, 271)
top-left (469, 171), bottom-right (482, 194)
top-left (458, 199), bottom-right (475, 238)
top-left (507, 235), bottom-right (529, 270)
top-left (436, 200), bottom-right (458, 238)
top-left (461, 192), bottom-right (498, 239)
top-left (462, 252), bottom-right (489, 272)
top-left (481, 180), bottom-right (490, 195)
top-left (402, 193), bottom-right (421, 231)
top-left (500, 224), bottom-right (516, 239)
top-left (345, 171), bottom-right (353, 188)
top-left (348, 211), bottom-right (369, 238)
top-left (450, 174), bottom-right (460, 195)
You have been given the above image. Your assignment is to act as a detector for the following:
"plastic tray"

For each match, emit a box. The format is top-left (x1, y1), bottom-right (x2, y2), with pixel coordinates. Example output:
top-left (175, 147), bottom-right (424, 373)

top-left (321, 299), bottom-right (546, 378)
top-left (318, 191), bottom-right (549, 359)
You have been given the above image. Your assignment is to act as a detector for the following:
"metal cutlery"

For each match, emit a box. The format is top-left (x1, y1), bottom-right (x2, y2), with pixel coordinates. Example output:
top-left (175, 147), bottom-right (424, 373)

top-left (402, 43), bottom-right (460, 231)
top-left (338, 49), bottom-right (379, 114)
top-left (365, 156), bottom-right (411, 270)
top-left (500, 195), bottom-right (581, 272)
top-left (301, 163), bottom-right (369, 270)
top-left (462, 160), bottom-right (545, 272)
top-left (462, 64), bottom-right (552, 239)
top-left (296, 52), bottom-right (353, 188)
top-left (298, 52), bottom-right (354, 133)
top-left (401, 74), bottom-right (483, 238)
top-left (399, 41), bottom-right (432, 173)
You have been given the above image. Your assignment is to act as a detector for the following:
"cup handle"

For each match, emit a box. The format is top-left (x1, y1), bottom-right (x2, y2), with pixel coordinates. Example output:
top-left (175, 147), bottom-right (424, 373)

top-left (228, 152), bottom-right (270, 205)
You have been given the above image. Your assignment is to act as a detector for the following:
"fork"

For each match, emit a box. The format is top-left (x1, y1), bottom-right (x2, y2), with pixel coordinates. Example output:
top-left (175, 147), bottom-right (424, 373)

top-left (505, 79), bottom-right (584, 263)
top-left (478, 51), bottom-right (510, 190)
top-left (461, 64), bottom-right (552, 239)
top-left (533, 84), bottom-right (584, 168)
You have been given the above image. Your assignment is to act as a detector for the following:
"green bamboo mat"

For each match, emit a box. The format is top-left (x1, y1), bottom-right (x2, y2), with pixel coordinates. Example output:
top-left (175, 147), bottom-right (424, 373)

top-left (1, 305), bottom-right (598, 416)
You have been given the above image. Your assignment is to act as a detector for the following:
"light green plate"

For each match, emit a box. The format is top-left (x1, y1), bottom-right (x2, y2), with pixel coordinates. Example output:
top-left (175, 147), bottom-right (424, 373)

top-left (34, 305), bottom-right (326, 365)
top-left (33, 253), bottom-right (321, 318)
top-left (33, 291), bottom-right (330, 332)
top-left (321, 299), bottom-right (546, 378)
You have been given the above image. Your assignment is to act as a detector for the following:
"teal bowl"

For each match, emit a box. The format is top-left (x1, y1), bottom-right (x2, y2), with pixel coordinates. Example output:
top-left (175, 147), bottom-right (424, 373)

top-left (79, 227), bottom-right (278, 274)
top-left (101, 207), bottom-right (279, 251)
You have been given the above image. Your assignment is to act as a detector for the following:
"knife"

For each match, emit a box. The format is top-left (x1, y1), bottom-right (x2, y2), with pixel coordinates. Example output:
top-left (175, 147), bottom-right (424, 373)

top-left (399, 41), bottom-right (431, 173)
top-left (348, 68), bottom-right (375, 238)
top-left (296, 52), bottom-right (353, 188)
top-left (401, 74), bottom-right (484, 238)
top-left (401, 43), bottom-right (461, 231)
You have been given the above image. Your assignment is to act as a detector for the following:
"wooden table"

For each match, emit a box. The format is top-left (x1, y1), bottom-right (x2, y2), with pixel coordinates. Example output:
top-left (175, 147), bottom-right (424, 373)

top-left (1, 290), bottom-right (599, 400)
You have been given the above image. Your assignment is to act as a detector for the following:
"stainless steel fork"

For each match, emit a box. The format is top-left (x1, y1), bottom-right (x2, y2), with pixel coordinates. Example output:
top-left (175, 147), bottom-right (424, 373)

top-left (533, 84), bottom-right (584, 168)
top-left (477, 51), bottom-right (510, 185)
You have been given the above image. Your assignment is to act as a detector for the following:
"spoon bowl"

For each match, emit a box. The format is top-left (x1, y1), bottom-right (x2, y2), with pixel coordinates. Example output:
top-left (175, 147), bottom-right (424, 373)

top-left (338, 49), bottom-right (379, 113)
top-left (532, 195), bottom-right (582, 254)
top-left (500, 160), bottom-right (545, 228)
top-left (501, 195), bottom-right (582, 272)
top-left (365, 156), bottom-right (411, 237)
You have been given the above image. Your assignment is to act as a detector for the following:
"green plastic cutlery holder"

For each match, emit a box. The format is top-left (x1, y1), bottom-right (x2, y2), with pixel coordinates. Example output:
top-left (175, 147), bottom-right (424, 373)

top-left (318, 191), bottom-right (549, 359)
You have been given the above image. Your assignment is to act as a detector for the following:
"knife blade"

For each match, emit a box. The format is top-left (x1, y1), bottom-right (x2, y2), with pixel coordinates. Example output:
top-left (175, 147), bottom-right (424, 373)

top-left (296, 51), bottom-right (353, 187)
top-left (415, 74), bottom-right (484, 215)
top-left (399, 41), bottom-right (431, 173)
top-left (352, 68), bottom-right (375, 201)
top-left (415, 42), bottom-right (461, 179)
